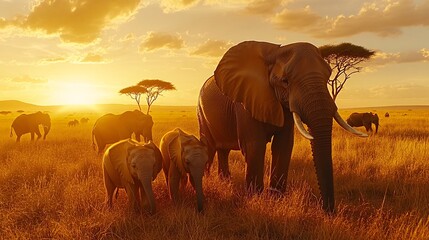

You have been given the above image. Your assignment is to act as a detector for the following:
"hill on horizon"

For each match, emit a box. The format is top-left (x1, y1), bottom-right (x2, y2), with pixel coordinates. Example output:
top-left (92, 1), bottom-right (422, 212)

top-left (0, 100), bottom-right (428, 113)
top-left (0, 100), bottom-right (197, 114)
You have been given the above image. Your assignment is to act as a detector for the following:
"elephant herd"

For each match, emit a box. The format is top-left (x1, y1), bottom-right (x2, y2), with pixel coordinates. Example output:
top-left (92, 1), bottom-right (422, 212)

top-left (9, 41), bottom-right (381, 214)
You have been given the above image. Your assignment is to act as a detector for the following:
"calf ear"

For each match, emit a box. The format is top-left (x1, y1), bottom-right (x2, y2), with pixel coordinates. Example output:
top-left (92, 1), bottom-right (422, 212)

top-left (108, 141), bottom-right (135, 184)
top-left (169, 134), bottom-right (187, 174)
top-left (145, 142), bottom-right (163, 180)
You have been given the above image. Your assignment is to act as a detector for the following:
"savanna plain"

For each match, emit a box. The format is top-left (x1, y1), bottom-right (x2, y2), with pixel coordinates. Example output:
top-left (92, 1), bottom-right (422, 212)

top-left (0, 105), bottom-right (428, 239)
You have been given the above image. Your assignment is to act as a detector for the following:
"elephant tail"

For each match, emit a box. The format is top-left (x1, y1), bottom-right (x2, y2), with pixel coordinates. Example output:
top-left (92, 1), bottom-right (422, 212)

top-left (10, 127), bottom-right (13, 137)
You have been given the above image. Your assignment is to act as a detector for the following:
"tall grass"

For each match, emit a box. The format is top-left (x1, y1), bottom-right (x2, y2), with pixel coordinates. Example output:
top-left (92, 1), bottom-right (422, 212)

top-left (0, 107), bottom-right (428, 239)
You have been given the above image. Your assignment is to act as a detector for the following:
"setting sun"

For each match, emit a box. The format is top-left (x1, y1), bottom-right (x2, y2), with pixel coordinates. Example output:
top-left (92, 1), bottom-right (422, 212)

top-left (52, 81), bottom-right (98, 105)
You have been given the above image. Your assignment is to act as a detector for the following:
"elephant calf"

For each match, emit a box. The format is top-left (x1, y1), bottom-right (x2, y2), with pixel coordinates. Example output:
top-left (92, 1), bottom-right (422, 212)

top-left (160, 128), bottom-right (208, 212)
top-left (102, 139), bottom-right (162, 214)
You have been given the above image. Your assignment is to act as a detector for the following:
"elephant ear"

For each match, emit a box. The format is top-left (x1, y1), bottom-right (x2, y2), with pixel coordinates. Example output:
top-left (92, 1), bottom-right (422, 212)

top-left (214, 41), bottom-right (284, 127)
top-left (145, 141), bottom-right (163, 180)
top-left (177, 128), bottom-right (198, 145)
top-left (108, 139), bottom-right (136, 184)
top-left (166, 129), bottom-right (187, 174)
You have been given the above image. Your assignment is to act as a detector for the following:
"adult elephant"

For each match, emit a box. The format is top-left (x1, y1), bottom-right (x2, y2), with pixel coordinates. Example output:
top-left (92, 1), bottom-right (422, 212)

top-left (197, 41), bottom-right (367, 213)
top-left (10, 111), bottom-right (51, 142)
top-left (92, 110), bottom-right (153, 153)
top-left (346, 112), bottom-right (379, 134)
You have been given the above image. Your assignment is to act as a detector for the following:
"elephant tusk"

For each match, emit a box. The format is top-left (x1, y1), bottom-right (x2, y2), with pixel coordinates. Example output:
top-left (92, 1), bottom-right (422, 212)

top-left (292, 112), bottom-right (314, 140)
top-left (334, 112), bottom-right (368, 137)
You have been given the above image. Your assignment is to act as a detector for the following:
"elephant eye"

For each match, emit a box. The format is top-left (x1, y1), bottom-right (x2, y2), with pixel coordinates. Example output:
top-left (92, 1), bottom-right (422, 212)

top-left (131, 163), bottom-right (136, 168)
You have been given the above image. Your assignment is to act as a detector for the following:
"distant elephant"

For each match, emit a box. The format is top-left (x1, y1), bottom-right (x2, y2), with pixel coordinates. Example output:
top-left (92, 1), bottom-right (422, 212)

top-left (346, 112), bottom-right (379, 134)
top-left (80, 117), bottom-right (89, 124)
top-left (385, 112), bottom-right (389, 118)
top-left (68, 119), bottom-right (79, 127)
top-left (197, 41), bottom-right (367, 213)
top-left (102, 139), bottom-right (163, 214)
top-left (92, 110), bottom-right (153, 153)
top-left (10, 111), bottom-right (51, 142)
top-left (160, 128), bottom-right (208, 212)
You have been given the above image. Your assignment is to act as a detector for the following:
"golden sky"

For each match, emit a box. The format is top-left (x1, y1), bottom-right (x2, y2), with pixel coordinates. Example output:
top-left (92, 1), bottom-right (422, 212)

top-left (0, 0), bottom-right (428, 107)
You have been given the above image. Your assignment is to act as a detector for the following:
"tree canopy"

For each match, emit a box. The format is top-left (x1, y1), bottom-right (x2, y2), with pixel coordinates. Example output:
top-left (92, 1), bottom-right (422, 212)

top-left (319, 43), bottom-right (376, 101)
top-left (119, 85), bottom-right (147, 111)
top-left (138, 79), bottom-right (176, 114)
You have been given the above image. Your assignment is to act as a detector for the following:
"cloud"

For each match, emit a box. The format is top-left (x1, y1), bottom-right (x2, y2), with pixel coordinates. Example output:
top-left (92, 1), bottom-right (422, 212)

top-left (120, 33), bottom-right (136, 42)
top-left (1, 0), bottom-right (141, 43)
top-left (192, 39), bottom-right (232, 57)
top-left (0, 18), bottom-right (9, 28)
top-left (270, 0), bottom-right (429, 38)
top-left (139, 32), bottom-right (184, 52)
top-left (159, 0), bottom-right (200, 12)
top-left (271, 5), bottom-right (327, 32)
top-left (12, 75), bottom-right (47, 84)
top-left (39, 57), bottom-right (67, 65)
top-left (80, 53), bottom-right (105, 63)
top-left (368, 49), bottom-right (429, 67)
top-left (322, 0), bottom-right (429, 38)
top-left (245, 0), bottom-right (284, 15)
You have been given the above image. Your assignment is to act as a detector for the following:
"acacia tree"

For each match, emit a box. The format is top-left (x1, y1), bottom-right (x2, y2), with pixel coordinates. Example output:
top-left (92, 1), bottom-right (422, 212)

top-left (138, 79), bottom-right (176, 114)
top-left (319, 43), bottom-right (375, 101)
top-left (119, 85), bottom-right (147, 111)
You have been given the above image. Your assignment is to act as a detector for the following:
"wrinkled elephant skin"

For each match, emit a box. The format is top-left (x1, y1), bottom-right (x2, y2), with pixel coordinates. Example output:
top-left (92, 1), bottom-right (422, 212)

top-left (102, 139), bottom-right (162, 214)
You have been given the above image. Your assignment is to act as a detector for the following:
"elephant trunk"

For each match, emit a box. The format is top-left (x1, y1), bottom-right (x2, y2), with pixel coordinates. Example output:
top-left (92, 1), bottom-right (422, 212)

top-left (190, 173), bottom-right (204, 213)
top-left (375, 123), bottom-right (379, 134)
top-left (307, 117), bottom-right (334, 213)
top-left (43, 122), bottom-right (51, 140)
top-left (140, 176), bottom-right (156, 214)
top-left (292, 82), bottom-right (336, 213)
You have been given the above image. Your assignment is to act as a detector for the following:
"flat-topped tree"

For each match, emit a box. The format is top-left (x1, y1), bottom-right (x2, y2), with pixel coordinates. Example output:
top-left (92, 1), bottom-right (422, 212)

top-left (319, 43), bottom-right (375, 101)
top-left (119, 85), bottom-right (147, 111)
top-left (138, 79), bottom-right (176, 114)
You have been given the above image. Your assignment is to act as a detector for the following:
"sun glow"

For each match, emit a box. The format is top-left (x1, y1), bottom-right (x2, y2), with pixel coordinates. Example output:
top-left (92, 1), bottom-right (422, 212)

top-left (52, 81), bottom-right (99, 106)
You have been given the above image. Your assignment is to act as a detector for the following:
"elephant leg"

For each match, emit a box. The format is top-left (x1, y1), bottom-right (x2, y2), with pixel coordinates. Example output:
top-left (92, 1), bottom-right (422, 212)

top-left (95, 136), bottom-right (105, 154)
top-left (35, 128), bottom-right (42, 140)
top-left (168, 163), bottom-right (181, 203)
top-left (270, 117), bottom-right (294, 194)
top-left (31, 132), bottom-right (35, 141)
top-left (103, 170), bottom-right (115, 208)
top-left (217, 149), bottom-right (231, 179)
top-left (205, 146), bottom-right (216, 175)
top-left (180, 174), bottom-right (188, 192)
top-left (243, 141), bottom-right (266, 194)
top-left (125, 184), bottom-right (139, 212)
top-left (365, 125), bottom-right (372, 133)
top-left (16, 134), bottom-right (21, 142)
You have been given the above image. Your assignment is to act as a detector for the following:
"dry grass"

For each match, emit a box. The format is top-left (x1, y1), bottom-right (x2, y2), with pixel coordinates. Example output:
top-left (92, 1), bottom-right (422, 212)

top-left (0, 106), bottom-right (428, 239)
